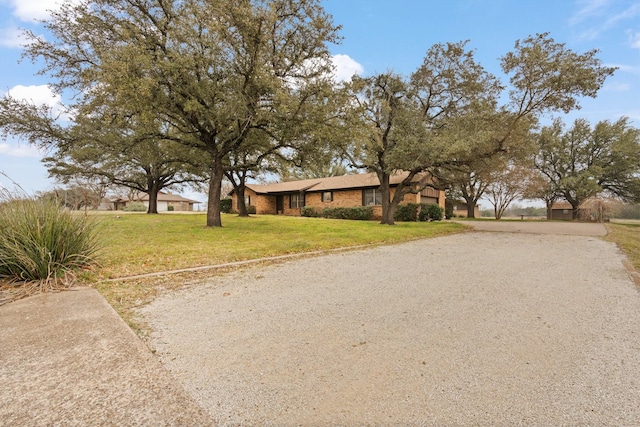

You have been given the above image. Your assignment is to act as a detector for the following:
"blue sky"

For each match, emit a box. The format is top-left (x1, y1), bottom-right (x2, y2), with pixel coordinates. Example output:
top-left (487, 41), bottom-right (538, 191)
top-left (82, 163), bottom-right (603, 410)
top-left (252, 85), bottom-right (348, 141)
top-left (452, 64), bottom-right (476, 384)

top-left (1, 0), bottom-right (639, 197)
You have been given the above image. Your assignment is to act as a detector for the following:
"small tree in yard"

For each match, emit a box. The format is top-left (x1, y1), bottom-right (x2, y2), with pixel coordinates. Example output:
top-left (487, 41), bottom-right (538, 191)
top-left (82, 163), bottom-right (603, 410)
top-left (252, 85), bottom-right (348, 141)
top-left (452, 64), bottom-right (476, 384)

top-left (522, 170), bottom-right (561, 220)
top-left (486, 163), bottom-right (537, 219)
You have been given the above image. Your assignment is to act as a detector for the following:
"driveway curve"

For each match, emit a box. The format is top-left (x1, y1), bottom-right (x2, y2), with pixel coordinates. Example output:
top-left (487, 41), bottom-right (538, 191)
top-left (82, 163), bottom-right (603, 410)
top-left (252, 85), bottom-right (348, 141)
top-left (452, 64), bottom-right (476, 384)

top-left (141, 230), bottom-right (640, 425)
top-left (459, 220), bottom-right (608, 236)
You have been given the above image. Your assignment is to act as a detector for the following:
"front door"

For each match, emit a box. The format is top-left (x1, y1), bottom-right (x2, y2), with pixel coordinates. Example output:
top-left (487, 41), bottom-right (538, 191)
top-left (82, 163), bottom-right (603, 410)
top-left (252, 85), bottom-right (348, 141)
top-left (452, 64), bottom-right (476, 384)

top-left (276, 195), bottom-right (284, 214)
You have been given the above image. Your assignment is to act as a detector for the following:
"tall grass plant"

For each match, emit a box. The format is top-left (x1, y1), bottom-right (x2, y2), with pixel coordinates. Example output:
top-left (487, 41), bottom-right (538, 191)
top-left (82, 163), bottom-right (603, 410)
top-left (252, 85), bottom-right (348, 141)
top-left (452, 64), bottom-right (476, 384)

top-left (0, 186), bottom-right (101, 303)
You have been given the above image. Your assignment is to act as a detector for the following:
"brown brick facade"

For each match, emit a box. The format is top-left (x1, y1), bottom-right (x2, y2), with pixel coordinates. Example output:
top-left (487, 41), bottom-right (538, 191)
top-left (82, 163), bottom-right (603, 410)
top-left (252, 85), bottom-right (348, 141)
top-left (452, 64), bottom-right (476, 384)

top-left (232, 185), bottom-right (445, 219)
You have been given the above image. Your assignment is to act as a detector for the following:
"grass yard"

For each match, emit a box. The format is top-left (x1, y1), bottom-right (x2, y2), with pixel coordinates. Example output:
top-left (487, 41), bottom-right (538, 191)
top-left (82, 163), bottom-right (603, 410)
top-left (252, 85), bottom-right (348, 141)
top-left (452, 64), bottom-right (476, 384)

top-left (605, 222), bottom-right (640, 271)
top-left (83, 214), bottom-right (640, 333)
top-left (91, 213), bottom-right (467, 330)
top-left (95, 213), bottom-right (467, 279)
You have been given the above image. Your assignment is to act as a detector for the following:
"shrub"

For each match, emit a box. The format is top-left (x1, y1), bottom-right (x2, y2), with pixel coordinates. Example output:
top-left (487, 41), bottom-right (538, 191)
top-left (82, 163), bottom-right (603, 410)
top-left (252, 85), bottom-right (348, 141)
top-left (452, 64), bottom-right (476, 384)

top-left (220, 198), bottom-right (232, 213)
top-left (123, 201), bottom-right (146, 212)
top-left (394, 203), bottom-right (419, 222)
top-left (301, 206), bottom-right (320, 217)
top-left (0, 193), bottom-right (101, 297)
top-left (444, 200), bottom-right (454, 219)
top-left (167, 205), bottom-right (175, 211)
top-left (419, 203), bottom-right (444, 221)
top-left (247, 205), bottom-right (257, 214)
top-left (322, 206), bottom-right (373, 220)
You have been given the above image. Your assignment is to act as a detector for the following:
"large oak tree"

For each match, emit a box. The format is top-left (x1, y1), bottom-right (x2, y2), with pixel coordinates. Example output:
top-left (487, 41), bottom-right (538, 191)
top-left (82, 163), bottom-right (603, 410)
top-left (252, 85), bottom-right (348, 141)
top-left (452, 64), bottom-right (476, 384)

top-left (534, 117), bottom-right (640, 219)
top-left (0, 0), bottom-right (340, 226)
top-left (344, 34), bottom-right (615, 225)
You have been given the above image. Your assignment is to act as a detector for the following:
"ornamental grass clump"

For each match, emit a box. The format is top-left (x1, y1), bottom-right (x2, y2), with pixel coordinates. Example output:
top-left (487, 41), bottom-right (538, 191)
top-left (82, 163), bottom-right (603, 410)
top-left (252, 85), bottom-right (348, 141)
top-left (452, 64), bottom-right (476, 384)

top-left (0, 188), bottom-right (101, 303)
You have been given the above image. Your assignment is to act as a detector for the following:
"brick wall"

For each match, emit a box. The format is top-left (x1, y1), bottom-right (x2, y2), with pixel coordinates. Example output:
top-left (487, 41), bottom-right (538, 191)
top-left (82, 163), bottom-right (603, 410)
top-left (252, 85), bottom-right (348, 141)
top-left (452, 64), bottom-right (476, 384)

top-left (232, 188), bottom-right (276, 214)
top-left (233, 186), bottom-right (444, 219)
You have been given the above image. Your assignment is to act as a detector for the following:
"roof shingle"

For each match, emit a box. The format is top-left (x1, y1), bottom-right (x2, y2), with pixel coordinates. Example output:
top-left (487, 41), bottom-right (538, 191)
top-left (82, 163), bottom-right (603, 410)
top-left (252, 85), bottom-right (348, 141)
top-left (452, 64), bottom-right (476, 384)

top-left (245, 171), bottom-right (433, 194)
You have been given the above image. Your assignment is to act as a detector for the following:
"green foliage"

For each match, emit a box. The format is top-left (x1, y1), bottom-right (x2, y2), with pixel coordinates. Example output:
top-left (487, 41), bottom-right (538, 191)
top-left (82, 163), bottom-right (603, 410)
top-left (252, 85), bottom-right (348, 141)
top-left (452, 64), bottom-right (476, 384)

top-left (220, 198), bottom-right (232, 213)
top-left (344, 33), bottom-right (615, 225)
top-left (38, 185), bottom-right (105, 210)
top-left (0, 194), bottom-right (101, 284)
top-left (534, 117), bottom-right (640, 210)
top-left (444, 200), bottom-right (454, 219)
top-left (322, 206), bottom-right (373, 220)
top-left (247, 205), bottom-right (257, 215)
top-left (96, 213), bottom-right (467, 279)
top-left (617, 204), bottom-right (640, 219)
top-left (392, 203), bottom-right (444, 222)
top-left (167, 205), bottom-right (174, 211)
top-left (394, 203), bottom-right (420, 221)
top-left (301, 206), bottom-right (320, 217)
top-left (123, 202), bottom-right (146, 212)
top-left (506, 205), bottom-right (547, 217)
top-left (420, 204), bottom-right (444, 221)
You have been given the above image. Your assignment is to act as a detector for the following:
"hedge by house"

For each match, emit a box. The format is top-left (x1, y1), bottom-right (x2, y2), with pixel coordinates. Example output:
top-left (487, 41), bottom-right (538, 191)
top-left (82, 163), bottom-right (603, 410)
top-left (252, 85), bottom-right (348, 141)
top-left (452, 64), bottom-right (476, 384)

top-left (220, 198), bottom-right (232, 213)
top-left (394, 203), bottom-right (420, 221)
top-left (322, 206), bottom-right (373, 220)
top-left (393, 203), bottom-right (444, 222)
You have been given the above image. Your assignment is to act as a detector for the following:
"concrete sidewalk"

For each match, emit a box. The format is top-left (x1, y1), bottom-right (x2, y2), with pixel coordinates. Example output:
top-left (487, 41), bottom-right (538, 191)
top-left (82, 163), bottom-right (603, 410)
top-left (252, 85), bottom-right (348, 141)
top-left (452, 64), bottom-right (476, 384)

top-left (0, 287), bottom-right (213, 426)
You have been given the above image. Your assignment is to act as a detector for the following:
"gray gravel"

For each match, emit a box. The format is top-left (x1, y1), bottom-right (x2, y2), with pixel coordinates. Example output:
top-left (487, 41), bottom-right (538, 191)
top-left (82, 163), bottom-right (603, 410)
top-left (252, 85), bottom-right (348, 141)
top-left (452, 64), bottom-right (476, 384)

top-left (140, 232), bottom-right (640, 425)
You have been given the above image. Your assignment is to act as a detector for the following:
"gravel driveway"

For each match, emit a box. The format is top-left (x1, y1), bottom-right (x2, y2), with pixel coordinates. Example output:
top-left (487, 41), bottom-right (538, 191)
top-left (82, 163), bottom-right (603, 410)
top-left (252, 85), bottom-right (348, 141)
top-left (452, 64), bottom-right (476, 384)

top-left (140, 228), bottom-right (640, 425)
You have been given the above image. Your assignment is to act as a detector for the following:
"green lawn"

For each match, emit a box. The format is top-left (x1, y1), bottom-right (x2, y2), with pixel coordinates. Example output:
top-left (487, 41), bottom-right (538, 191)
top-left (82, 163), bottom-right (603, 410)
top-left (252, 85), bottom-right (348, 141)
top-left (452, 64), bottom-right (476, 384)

top-left (91, 213), bottom-right (467, 330)
top-left (95, 213), bottom-right (467, 279)
top-left (89, 213), bottom-right (640, 333)
top-left (605, 222), bottom-right (640, 271)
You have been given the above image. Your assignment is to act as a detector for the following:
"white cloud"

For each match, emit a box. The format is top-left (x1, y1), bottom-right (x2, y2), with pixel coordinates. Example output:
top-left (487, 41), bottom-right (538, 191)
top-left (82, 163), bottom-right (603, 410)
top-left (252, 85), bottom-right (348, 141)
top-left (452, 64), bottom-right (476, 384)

top-left (5, 84), bottom-right (59, 106)
top-left (6, 0), bottom-right (66, 22)
top-left (570, 0), bottom-right (640, 40)
top-left (628, 30), bottom-right (640, 48)
top-left (0, 25), bottom-right (27, 48)
top-left (0, 142), bottom-right (42, 158)
top-left (569, 0), bottom-right (612, 26)
top-left (605, 63), bottom-right (640, 74)
top-left (331, 54), bottom-right (364, 82)
top-left (3, 84), bottom-right (69, 118)
top-left (604, 82), bottom-right (630, 91)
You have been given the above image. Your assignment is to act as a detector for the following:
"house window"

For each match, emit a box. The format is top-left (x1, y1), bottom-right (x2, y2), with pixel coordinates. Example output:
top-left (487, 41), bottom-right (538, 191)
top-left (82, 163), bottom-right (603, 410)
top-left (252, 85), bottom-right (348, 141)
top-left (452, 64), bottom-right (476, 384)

top-left (363, 188), bottom-right (383, 206)
top-left (290, 193), bottom-right (305, 208)
top-left (322, 191), bottom-right (333, 202)
top-left (244, 195), bottom-right (250, 206)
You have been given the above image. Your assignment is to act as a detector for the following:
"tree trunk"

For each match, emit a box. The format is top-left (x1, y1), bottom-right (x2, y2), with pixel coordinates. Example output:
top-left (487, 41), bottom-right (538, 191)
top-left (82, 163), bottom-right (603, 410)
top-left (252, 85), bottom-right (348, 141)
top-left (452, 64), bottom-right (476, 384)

top-left (545, 200), bottom-right (553, 220)
top-left (147, 182), bottom-right (160, 214)
top-left (567, 197), bottom-right (581, 220)
top-left (379, 173), bottom-right (395, 225)
top-left (572, 206), bottom-right (580, 220)
top-left (466, 201), bottom-right (476, 218)
top-left (206, 164), bottom-right (224, 227)
top-left (236, 184), bottom-right (249, 217)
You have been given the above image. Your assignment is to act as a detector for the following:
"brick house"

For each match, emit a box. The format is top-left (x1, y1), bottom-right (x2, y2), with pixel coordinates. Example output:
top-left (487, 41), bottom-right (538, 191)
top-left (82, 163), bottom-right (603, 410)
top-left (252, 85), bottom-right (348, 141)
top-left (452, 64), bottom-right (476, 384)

top-left (448, 200), bottom-right (481, 218)
top-left (108, 191), bottom-right (200, 212)
top-left (549, 199), bottom-right (609, 221)
top-left (231, 172), bottom-right (445, 219)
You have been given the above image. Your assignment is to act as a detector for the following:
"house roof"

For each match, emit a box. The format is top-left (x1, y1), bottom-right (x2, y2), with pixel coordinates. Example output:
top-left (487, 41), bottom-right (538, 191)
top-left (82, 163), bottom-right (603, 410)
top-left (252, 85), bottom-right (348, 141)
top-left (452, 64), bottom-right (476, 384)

top-left (244, 171), bottom-right (433, 195)
top-left (245, 177), bottom-right (325, 194)
top-left (550, 201), bottom-right (573, 210)
top-left (113, 191), bottom-right (200, 204)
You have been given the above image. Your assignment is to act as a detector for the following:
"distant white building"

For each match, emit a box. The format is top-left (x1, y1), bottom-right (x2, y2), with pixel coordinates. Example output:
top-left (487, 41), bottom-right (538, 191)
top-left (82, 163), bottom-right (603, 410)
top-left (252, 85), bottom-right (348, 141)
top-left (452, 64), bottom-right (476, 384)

top-left (105, 191), bottom-right (200, 212)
